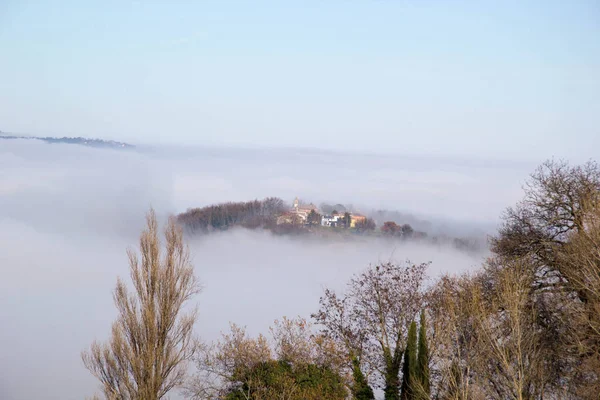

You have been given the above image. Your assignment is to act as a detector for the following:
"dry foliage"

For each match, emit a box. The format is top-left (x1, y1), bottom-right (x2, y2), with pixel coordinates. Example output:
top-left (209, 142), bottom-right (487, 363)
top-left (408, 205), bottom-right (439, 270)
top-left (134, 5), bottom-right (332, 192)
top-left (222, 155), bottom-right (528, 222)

top-left (429, 260), bottom-right (557, 399)
top-left (558, 201), bottom-right (600, 398)
top-left (492, 159), bottom-right (600, 294)
top-left (82, 210), bottom-right (199, 400)
top-left (470, 262), bottom-right (548, 399)
top-left (487, 158), bottom-right (600, 398)
top-left (427, 273), bottom-right (482, 400)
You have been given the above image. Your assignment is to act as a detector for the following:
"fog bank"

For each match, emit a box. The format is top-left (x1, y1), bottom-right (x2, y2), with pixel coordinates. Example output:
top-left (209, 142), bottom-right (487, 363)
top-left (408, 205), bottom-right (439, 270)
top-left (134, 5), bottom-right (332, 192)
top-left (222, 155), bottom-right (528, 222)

top-left (0, 141), bottom-right (528, 399)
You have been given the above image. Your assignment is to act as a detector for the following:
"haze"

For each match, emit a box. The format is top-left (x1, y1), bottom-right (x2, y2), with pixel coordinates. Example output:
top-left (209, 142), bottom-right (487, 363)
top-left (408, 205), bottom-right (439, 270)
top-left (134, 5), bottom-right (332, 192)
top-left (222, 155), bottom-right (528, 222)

top-left (1, 141), bottom-right (526, 399)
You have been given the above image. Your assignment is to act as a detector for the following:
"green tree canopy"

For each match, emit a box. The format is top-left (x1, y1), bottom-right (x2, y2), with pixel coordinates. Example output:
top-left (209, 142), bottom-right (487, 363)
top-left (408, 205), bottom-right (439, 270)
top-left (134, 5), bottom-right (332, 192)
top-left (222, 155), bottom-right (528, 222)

top-left (416, 311), bottom-right (430, 399)
top-left (225, 360), bottom-right (347, 400)
top-left (351, 357), bottom-right (375, 400)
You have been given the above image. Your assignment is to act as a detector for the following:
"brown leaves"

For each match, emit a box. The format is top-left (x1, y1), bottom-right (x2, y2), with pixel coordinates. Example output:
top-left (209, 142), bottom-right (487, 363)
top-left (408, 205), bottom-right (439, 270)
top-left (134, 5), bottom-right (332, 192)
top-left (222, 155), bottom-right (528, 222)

top-left (428, 260), bottom-right (564, 400)
top-left (556, 203), bottom-right (600, 397)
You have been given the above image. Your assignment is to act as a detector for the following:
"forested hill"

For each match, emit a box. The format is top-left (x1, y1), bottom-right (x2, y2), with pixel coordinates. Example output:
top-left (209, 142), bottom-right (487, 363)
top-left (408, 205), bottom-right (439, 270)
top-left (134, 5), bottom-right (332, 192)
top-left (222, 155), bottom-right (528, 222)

top-left (177, 197), bottom-right (287, 233)
top-left (0, 133), bottom-right (134, 149)
top-left (176, 197), bottom-right (487, 253)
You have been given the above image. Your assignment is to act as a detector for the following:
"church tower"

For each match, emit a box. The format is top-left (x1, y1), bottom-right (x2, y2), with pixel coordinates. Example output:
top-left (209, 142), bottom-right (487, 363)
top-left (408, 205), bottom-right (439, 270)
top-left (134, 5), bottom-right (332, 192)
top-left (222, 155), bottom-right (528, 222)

top-left (293, 197), bottom-right (299, 211)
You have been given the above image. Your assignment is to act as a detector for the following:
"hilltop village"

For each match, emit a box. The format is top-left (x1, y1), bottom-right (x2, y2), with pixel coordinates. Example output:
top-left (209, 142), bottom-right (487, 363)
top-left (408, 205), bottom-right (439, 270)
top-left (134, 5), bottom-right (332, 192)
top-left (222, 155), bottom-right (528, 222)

top-left (276, 197), bottom-right (367, 228)
top-left (176, 196), bottom-right (419, 239)
top-left (175, 196), bottom-right (485, 253)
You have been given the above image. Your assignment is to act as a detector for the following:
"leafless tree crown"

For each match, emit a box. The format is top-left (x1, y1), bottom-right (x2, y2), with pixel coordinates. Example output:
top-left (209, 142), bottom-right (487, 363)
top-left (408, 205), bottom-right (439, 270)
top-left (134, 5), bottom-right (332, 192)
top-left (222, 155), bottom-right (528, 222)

top-left (82, 210), bottom-right (199, 400)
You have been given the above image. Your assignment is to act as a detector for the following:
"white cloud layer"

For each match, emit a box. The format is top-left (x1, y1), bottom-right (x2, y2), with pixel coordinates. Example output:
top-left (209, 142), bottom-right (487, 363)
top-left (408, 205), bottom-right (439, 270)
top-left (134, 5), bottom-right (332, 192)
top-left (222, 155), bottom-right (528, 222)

top-left (0, 141), bottom-right (532, 399)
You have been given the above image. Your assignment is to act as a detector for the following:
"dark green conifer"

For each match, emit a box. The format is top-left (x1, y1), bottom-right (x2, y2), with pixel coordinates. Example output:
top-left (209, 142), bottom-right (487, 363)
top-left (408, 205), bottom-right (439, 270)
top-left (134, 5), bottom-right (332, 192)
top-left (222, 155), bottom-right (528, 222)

top-left (417, 310), bottom-right (430, 399)
top-left (400, 321), bottom-right (418, 400)
top-left (351, 357), bottom-right (375, 400)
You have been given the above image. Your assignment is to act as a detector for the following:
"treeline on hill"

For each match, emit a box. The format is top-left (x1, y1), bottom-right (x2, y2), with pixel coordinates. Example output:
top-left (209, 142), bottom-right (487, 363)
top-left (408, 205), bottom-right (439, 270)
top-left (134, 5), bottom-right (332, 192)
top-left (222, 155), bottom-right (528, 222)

top-left (176, 197), bottom-right (380, 237)
top-left (83, 159), bottom-right (600, 400)
top-left (177, 197), bottom-right (287, 233)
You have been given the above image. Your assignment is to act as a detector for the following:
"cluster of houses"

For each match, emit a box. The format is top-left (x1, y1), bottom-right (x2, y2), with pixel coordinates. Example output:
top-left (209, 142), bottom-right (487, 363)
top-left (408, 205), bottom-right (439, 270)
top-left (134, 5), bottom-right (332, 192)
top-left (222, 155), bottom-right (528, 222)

top-left (276, 197), bottom-right (367, 228)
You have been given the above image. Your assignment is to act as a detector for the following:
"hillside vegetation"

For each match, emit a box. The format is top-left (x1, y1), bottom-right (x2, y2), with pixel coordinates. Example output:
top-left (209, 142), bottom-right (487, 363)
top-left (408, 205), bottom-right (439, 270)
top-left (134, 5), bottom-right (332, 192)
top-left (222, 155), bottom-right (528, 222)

top-left (177, 198), bottom-right (486, 253)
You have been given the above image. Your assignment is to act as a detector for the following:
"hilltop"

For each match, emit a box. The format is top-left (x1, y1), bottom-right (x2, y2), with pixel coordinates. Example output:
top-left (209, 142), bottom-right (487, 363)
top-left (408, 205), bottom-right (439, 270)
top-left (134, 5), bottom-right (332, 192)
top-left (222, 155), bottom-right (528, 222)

top-left (177, 197), bottom-right (487, 254)
top-left (0, 132), bottom-right (134, 150)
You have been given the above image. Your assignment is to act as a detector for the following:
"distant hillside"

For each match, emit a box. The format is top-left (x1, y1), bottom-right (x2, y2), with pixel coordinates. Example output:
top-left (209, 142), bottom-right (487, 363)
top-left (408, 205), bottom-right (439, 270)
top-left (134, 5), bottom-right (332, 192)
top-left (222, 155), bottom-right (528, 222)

top-left (177, 197), bottom-right (488, 254)
top-left (0, 132), bottom-right (134, 149)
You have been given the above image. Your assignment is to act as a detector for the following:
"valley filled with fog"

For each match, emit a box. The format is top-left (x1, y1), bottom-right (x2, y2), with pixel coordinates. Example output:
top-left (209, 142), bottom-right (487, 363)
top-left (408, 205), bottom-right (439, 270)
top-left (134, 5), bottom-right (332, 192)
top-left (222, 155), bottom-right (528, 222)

top-left (0, 141), bottom-right (534, 399)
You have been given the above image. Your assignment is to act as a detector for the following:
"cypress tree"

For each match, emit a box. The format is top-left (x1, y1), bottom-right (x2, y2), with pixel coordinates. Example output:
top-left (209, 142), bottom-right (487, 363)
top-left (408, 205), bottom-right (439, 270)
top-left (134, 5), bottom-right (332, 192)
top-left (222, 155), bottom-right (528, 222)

top-left (383, 346), bottom-right (402, 400)
top-left (417, 310), bottom-right (430, 399)
top-left (351, 357), bottom-right (375, 400)
top-left (400, 321), bottom-right (418, 400)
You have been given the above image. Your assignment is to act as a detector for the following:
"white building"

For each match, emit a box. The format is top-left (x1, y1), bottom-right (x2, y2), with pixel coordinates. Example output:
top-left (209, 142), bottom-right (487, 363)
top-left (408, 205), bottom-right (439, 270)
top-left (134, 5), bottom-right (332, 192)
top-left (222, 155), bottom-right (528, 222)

top-left (321, 214), bottom-right (341, 227)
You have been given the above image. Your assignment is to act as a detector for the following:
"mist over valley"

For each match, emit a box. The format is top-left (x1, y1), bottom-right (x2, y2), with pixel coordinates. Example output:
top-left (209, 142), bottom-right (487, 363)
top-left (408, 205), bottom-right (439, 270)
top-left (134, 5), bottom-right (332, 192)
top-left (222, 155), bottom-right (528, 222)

top-left (0, 140), bottom-right (525, 399)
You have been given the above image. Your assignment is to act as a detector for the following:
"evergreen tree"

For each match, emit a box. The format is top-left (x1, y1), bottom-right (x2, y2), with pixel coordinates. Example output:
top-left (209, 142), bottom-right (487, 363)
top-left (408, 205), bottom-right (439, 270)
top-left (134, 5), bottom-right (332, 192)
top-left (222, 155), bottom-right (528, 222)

top-left (383, 346), bottom-right (403, 400)
top-left (351, 357), bottom-right (375, 400)
top-left (400, 321), bottom-right (418, 400)
top-left (343, 212), bottom-right (352, 228)
top-left (307, 209), bottom-right (321, 226)
top-left (417, 310), bottom-right (430, 399)
top-left (225, 360), bottom-right (347, 400)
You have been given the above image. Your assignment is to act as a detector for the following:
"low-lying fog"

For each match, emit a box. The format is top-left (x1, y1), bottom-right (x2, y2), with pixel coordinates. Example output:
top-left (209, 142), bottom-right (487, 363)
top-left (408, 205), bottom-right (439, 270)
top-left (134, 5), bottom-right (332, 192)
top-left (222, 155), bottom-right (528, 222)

top-left (0, 141), bottom-right (534, 399)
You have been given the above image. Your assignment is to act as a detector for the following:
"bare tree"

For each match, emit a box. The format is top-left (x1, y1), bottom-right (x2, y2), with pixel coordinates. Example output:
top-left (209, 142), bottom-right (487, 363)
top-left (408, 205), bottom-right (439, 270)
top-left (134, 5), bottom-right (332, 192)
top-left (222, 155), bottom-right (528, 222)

top-left (469, 261), bottom-right (548, 400)
top-left (427, 273), bottom-right (483, 400)
top-left (558, 200), bottom-right (600, 398)
top-left (492, 159), bottom-right (600, 293)
top-left (82, 210), bottom-right (200, 400)
top-left (313, 261), bottom-right (428, 400)
top-left (488, 159), bottom-right (600, 396)
top-left (428, 259), bottom-right (560, 400)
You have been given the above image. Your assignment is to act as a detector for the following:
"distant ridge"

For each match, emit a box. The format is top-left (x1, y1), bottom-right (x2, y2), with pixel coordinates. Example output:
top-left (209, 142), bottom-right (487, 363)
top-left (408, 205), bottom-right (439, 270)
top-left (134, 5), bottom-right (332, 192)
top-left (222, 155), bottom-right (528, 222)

top-left (0, 132), bottom-right (134, 150)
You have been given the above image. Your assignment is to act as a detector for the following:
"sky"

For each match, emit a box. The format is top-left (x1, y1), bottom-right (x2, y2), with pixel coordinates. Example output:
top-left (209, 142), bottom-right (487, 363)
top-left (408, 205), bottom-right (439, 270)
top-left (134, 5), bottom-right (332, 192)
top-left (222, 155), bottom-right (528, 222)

top-left (0, 0), bottom-right (599, 160)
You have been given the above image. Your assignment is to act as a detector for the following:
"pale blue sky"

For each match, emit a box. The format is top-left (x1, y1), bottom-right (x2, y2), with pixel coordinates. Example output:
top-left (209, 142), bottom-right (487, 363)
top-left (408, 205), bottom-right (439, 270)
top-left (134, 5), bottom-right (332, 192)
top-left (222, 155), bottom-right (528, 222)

top-left (1, 0), bottom-right (598, 159)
